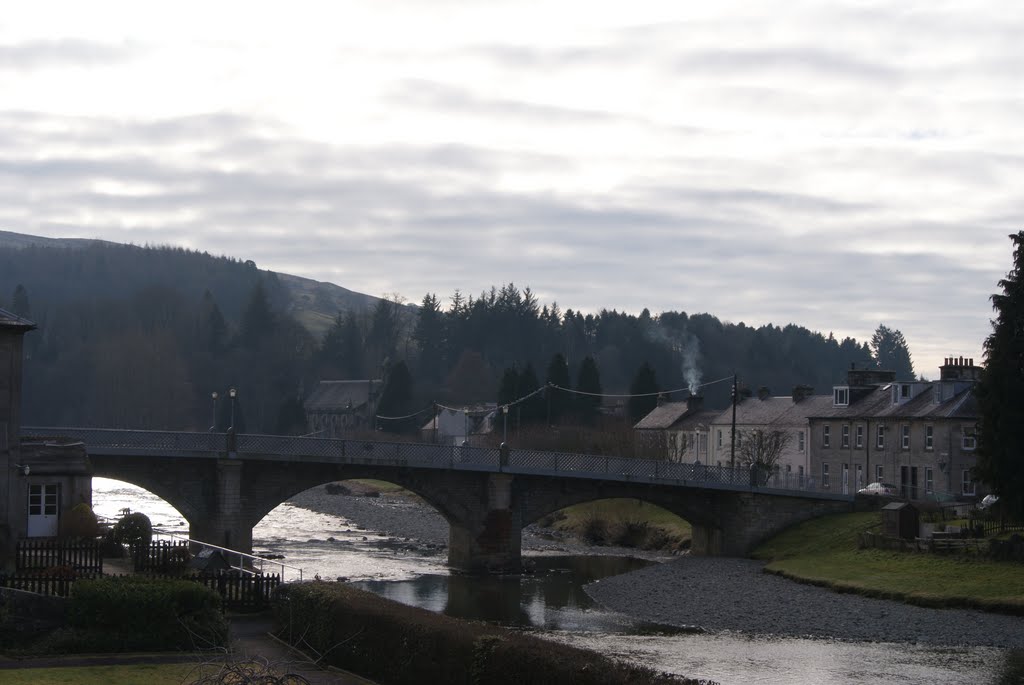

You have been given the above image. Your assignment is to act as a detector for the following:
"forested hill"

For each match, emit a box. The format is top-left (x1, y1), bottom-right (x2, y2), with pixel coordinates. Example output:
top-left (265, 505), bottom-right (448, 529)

top-left (0, 232), bottom-right (914, 434)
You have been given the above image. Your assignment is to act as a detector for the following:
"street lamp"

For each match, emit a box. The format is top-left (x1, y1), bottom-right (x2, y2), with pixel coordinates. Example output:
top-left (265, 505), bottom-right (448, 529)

top-left (210, 391), bottom-right (219, 432)
top-left (502, 404), bottom-right (509, 444)
top-left (229, 387), bottom-right (237, 430)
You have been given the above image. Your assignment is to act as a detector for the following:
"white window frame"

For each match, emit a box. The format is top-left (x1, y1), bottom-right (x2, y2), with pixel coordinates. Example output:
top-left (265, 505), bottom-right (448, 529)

top-left (925, 467), bottom-right (934, 494)
top-left (822, 463), bottom-right (830, 488)
top-left (798, 430), bottom-right (805, 452)
top-left (962, 470), bottom-right (975, 495)
top-left (962, 428), bottom-right (977, 451)
top-left (875, 464), bottom-right (883, 482)
top-left (717, 429), bottom-right (722, 448)
top-left (823, 425), bottom-right (831, 448)
top-left (841, 424), bottom-right (850, 448)
top-left (833, 387), bottom-right (849, 406)
top-left (876, 425), bottom-right (885, 450)
top-left (855, 425), bottom-right (864, 449)
top-left (925, 425), bottom-right (933, 451)
top-left (901, 425), bottom-right (910, 450)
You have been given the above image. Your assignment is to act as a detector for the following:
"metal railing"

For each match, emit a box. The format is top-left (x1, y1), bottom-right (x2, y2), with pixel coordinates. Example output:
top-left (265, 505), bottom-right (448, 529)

top-left (22, 426), bottom-right (850, 501)
top-left (151, 527), bottom-right (304, 582)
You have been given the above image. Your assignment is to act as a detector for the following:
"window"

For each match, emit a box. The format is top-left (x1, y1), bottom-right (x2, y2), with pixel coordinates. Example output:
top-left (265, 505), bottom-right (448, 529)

top-left (875, 464), bottom-right (883, 482)
top-left (855, 425), bottom-right (864, 449)
top-left (822, 463), bottom-right (830, 488)
top-left (798, 430), bottom-right (805, 452)
top-left (717, 430), bottom-right (722, 448)
top-left (925, 425), bottom-right (933, 450)
top-left (901, 425), bottom-right (910, 450)
top-left (901, 384), bottom-right (911, 399)
top-left (962, 470), bottom-right (975, 495)
top-left (925, 467), bottom-right (934, 494)
top-left (841, 425), bottom-right (850, 448)
top-left (798, 465), bottom-right (804, 478)
top-left (833, 387), bottom-right (849, 406)
top-left (823, 425), bottom-right (831, 448)
top-left (876, 425), bottom-right (885, 449)
top-left (785, 464), bottom-right (792, 473)
top-left (962, 428), bottom-right (977, 451)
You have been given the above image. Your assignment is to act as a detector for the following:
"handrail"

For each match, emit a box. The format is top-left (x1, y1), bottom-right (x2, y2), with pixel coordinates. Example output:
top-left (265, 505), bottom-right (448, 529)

top-left (152, 527), bottom-right (303, 582)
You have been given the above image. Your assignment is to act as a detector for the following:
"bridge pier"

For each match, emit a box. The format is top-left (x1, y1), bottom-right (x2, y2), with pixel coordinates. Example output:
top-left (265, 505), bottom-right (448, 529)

top-left (448, 473), bottom-right (522, 574)
top-left (188, 459), bottom-right (253, 554)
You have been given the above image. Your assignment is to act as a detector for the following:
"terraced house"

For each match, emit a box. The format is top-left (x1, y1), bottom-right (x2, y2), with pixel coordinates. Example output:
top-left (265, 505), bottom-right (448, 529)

top-left (808, 358), bottom-right (982, 501)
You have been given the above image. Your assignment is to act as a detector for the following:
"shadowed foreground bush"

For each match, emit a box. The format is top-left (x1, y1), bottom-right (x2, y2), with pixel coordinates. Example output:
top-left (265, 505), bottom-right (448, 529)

top-left (39, 576), bottom-right (228, 653)
top-left (275, 582), bottom-right (709, 685)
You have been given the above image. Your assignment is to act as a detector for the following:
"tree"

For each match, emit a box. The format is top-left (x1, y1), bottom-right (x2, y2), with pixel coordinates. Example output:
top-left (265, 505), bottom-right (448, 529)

top-left (445, 350), bottom-right (493, 404)
top-left (575, 356), bottom-right (603, 424)
top-left (377, 360), bottom-right (415, 433)
top-left (240, 281), bottom-right (274, 348)
top-left (870, 324), bottom-right (914, 379)
top-left (11, 283), bottom-right (30, 318)
top-left (975, 230), bottom-right (1024, 518)
top-left (544, 353), bottom-right (571, 424)
top-left (736, 428), bottom-right (792, 473)
top-left (517, 363), bottom-right (545, 424)
top-left (628, 362), bottom-right (660, 422)
top-left (414, 293), bottom-right (445, 382)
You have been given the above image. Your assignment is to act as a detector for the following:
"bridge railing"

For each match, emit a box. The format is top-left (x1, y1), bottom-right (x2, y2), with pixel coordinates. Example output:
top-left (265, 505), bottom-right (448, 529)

top-left (22, 427), bottom-right (844, 499)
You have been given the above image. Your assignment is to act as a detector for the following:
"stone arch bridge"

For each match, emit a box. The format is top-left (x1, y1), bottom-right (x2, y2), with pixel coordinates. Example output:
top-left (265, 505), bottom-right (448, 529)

top-left (23, 428), bottom-right (856, 573)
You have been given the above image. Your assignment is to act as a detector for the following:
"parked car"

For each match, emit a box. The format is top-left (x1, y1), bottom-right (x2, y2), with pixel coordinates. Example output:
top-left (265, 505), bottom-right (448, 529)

top-left (857, 482), bottom-right (898, 496)
top-left (979, 494), bottom-right (1000, 510)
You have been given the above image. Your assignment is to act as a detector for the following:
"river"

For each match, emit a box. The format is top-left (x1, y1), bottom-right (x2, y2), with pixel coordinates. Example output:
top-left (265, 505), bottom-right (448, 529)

top-left (91, 478), bottom-right (1022, 684)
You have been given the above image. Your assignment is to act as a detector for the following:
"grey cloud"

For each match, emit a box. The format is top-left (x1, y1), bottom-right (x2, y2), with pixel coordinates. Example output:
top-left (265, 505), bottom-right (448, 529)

top-left (0, 39), bottom-right (142, 70)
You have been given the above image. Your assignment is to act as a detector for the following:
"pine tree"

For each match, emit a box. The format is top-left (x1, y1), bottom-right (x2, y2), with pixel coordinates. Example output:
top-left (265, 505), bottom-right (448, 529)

top-left (870, 324), bottom-right (915, 379)
top-left (240, 281), bottom-right (274, 348)
top-left (517, 363), bottom-right (544, 424)
top-left (11, 284), bottom-right (30, 318)
top-left (414, 293), bottom-right (445, 382)
top-left (975, 230), bottom-right (1024, 517)
top-left (628, 362), bottom-right (660, 422)
top-left (575, 356), bottom-right (603, 424)
top-left (544, 353), bottom-right (571, 424)
top-left (377, 360), bottom-right (415, 433)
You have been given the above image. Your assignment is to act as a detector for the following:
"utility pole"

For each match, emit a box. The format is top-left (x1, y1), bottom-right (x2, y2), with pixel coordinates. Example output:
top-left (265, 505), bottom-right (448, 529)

top-left (730, 375), bottom-right (738, 467)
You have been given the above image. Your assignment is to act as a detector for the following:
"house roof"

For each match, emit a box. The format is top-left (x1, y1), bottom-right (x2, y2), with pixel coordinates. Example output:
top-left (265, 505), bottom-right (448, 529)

top-left (634, 402), bottom-right (691, 430)
top-left (305, 380), bottom-right (380, 412)
top-left (0, 307), bottom-right (35, 332)
top-left (807, 383), bottom-right (978, 421)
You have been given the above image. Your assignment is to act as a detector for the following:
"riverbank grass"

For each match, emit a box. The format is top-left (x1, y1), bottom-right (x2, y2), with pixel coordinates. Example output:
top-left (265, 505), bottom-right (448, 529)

top-left (541, 498), bottom-right (692, 551)
top-left (0, 663), bottom-right (203, 684)
top-left (752, 511), bottom-right (1024, 613)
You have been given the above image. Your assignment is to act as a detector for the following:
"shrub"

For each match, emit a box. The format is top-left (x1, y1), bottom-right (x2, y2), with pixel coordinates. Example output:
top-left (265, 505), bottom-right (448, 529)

top-left (582, 515), bottom-right (609, 545)
top-left (58, 503), bottom-right (99, 540)
top-left (62, 576), bottom-right (227, 652)
top-left (112, 512), bottom-right (153, 548)
top-left (274, 582), bottom-right (698, 685)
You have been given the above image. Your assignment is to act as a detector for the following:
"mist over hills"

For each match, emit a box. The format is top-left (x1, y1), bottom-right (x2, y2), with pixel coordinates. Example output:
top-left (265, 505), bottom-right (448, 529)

top-left (0, 230), bottom-right (900, 434)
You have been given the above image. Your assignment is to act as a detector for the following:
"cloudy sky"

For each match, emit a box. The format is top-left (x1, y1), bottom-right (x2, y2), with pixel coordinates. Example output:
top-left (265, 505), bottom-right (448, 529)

top-left (2, 1), bottom-right (1020, 378)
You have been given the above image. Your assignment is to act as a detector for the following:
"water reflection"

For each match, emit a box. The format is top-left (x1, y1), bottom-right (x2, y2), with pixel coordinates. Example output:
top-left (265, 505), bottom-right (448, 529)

top-left (355, 555), bottom-right (667, 632)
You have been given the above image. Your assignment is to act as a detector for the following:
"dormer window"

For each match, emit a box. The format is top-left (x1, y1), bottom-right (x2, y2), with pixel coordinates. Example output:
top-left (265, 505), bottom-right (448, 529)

top-left (900, 384), bottom-right (910, 399)
top-left (833, 387), bottom-right (849, 406)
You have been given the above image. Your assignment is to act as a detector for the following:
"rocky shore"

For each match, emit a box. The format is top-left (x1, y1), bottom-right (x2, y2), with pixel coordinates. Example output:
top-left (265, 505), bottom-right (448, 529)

top-left (287, 485), bottom-right (1024, 648)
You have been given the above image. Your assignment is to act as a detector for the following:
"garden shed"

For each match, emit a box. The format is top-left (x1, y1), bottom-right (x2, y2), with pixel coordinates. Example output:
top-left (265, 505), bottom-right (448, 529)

top-left (882, 501), bottom-right (918, 540)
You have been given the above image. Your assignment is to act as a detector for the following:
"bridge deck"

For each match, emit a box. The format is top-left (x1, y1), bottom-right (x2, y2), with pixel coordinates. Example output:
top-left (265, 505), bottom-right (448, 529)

top-left (22, 427), bottom-right (853, 502)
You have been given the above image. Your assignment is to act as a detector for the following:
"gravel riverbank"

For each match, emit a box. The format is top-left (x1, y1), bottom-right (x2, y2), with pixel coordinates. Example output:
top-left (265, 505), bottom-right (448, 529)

top-left (287, 485), bottom-right (1024, 648)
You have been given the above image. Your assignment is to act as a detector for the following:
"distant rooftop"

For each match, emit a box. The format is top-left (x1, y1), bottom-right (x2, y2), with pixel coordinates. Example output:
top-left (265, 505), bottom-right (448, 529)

top-left (0, 307), bottom-right (35, 331)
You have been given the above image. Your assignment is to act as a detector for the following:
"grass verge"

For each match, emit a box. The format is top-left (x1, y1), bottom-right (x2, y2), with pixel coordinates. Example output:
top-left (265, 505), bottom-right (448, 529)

top-left (539, 498), bottom-right (692, 552)
top-left (752, 511), bottom-right (1024, 614)
top-left (0, 663), bottom-right (203, 685)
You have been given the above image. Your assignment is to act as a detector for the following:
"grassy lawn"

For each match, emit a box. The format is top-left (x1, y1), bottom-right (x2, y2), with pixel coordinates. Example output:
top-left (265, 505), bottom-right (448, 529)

top-left (543, 498), bottom-right (692, 551)
top-left (752, 511), bottom-right (1024, 612)
top-left (0, 663), bottom-right (206, 685)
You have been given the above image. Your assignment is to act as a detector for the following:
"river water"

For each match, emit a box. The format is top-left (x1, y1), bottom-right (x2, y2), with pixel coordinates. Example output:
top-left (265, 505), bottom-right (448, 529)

top-left (91, 478), bottom-right (1021, 684)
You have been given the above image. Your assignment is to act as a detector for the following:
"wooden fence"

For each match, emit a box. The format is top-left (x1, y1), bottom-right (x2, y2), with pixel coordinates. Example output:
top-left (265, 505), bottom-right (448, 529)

top-left (0, 571), bottom-right (281, 611)
top-left (131, 540), bottom-right (192, 573)
top-left (15, 539), bottom-right (103, 574)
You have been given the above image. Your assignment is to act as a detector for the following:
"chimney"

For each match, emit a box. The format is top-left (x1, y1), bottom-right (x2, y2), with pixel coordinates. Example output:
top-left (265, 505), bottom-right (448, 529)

top-left (686, 395), bottom-right (704, 413)
top-left (940, 355), bottom-right (982, 382)
top-left (757, 386), bottom-right (771, 401)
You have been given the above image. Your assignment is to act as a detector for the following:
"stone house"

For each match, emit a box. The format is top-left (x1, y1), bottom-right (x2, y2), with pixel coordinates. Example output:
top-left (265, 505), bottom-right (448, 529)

top-left (304, 379), bottom-right (382, 438)
top-left (1, 308), bottom-right (91, 570)
top-left (420, 404), bottom-right (498, 446)
top-left (708, 386), bottom-right (833, 480)
top-left (807, 358), bottom-right (981, 500)
top-left (633, 396), bottom-right (718, 462)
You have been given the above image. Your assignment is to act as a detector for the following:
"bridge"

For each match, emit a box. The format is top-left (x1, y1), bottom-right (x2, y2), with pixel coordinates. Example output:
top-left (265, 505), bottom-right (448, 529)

top-left (23, 427), bottom-right (856, 573)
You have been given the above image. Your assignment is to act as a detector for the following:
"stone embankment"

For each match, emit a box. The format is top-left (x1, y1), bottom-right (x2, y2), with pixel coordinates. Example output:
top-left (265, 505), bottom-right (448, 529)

top-left (287, 485), bottom-right (1024, 648)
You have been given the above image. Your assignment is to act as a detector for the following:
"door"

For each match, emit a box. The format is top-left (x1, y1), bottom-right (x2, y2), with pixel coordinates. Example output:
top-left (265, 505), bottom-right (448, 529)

top-left (842, 463), bottom-right (849, 494)
top-left (27, 483), bottom-right (60, 537)
top-left (900, 466), bottom-right (909, 499)
top-left (910, 467), bottom-right (919, 500)
top-left (855, 464), bottom-right (864, 490)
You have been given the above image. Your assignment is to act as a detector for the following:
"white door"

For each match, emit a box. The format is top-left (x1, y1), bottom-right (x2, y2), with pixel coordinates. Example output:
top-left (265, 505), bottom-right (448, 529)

top-left (27, 484), bottom-right (60, 537)
top-left (842, 464), bottom-right (850, 495)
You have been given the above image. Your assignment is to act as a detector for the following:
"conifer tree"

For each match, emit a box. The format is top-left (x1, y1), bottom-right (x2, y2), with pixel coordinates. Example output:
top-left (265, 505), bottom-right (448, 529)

top-left (544, 353), bottom-right (571, 424)
top-left (628, 362), bottom-right (660, 422)
top-left (575, 356), bottom-right (603, 424)
top-left (975, 230), bottom-right (1024, 517)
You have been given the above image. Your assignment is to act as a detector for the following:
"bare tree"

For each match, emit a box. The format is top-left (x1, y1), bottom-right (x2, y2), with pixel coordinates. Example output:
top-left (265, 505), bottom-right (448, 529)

top-left (736, 428), bottom-right (792, 472)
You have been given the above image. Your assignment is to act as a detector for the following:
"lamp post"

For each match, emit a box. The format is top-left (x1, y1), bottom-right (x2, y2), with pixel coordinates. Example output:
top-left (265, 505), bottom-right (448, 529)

top-left (210, 391), bottom-right (218, 432)
top-left (502, 404), bottom-right (509, 444)
top-left (229, 387), bottom-right (237, 430)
